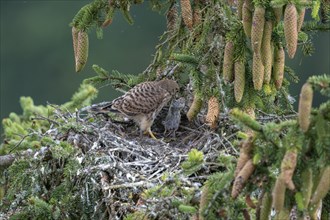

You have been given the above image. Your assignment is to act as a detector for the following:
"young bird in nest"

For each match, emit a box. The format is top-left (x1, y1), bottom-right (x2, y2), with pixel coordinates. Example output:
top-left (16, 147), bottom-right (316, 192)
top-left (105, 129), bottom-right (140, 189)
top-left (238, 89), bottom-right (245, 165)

top-left (163, 97), bottom-right (185, 137)
top-left (91, 79), bottom-right (179, 139)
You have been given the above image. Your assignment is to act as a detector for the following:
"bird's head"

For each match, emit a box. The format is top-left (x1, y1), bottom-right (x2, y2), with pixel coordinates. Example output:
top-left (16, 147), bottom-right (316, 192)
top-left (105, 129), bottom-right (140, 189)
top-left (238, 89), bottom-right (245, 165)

top-left (158, 79), bottom-right (179, 95)
top-left (171, 97), bottom-right (185, 109)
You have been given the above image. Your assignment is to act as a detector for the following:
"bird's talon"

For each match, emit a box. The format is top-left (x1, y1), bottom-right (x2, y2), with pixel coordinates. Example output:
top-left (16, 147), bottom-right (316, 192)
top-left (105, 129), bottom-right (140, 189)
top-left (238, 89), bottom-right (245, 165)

top-left (148, 131), bottom-right (157, 139)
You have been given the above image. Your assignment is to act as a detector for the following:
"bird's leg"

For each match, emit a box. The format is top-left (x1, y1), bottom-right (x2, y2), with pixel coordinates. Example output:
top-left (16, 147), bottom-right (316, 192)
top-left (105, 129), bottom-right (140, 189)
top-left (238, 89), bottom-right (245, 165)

top-left (144, 128), bottom-right (157, 139)
top-left (171, 131), bottom-right (176, 138)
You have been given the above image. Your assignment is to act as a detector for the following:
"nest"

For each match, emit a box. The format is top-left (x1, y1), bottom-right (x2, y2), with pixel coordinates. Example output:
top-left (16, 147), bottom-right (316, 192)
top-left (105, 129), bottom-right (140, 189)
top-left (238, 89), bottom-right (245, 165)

top-left (0, 99), bottom-right (300, 219)
top-left (3, 101), bottom-right (236, 219)
top-left (58, 102), bottom-right (238, 219)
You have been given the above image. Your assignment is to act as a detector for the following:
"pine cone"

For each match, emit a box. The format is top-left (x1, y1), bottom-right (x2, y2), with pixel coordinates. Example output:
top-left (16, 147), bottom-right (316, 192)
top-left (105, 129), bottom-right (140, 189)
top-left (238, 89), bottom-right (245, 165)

top-left (242, 1), bottom-right (253, 38)
top-left (167, 3), bottom-right (178, 32)
top-left (284, 4), bottom-right (298, 59)
top-left (280, 149), bottom-right (297, 190)
top-left (234, 60), bottom-right (245, 103)
top-left (297, 7), bottom-right (305, 32)
top-left (252, 52), bottom-right (264, 90)
top-left (298, 83), bottom-right (313, 132)
top-left (301, 168), bottom-right (313, 209)
top-left (234, 137), bottom-right (253, 177)
top-left (102, 6), bottom-right (115, 28)
top-left (187, 93), bottom-right (203, 121)
top-left (75, 31), bottom-right (89, 72)
top-left (261, 21), bottom-right (273, 84)
top-left (251, 6), bottom-right (265, 52)
top-left (72, 26), bottom-right (79, 60)
top-left (272, 176), bottom-right (286, 212)
top-left (232, 159), bottom-right (256, 198)
top-left (273, 46), bottom-right (285, 90)
top-left (223, 41), bottom-right (235, 83)
top-left (193, 0), bottom-right (202, 26)
top-left (273, 7), bottom-right (283, 24)
top-left (310, 166), bottom-right (330, 206)
top-left (260, 193), bottom-right (272, 220)
top-left (245, 0), bottom-right (253, 11)
top-left (181, 0), bottom-right (193, 30)
top-left (205, 96), bottom-right (220, 129)
top-left (237, 0), bottom-right (244, 20)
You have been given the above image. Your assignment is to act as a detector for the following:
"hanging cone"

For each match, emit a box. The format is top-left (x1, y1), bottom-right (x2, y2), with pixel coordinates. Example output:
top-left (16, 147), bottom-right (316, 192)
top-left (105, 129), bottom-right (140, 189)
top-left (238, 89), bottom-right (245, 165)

top-left (187, 93), bottom-right (203, 121)
top-left (72, 26), bottom-right (79, 60)
top-left (232, 159), bottom-right (256, 198)
top-left (234, 60), bottom-right (245, 103)
top-left (75, 31), bottom-right (89, 72)
top-left (251, 6), bottom-right (265, 52)
top-left (237, 0), bottom-right (244, 20)
top-left (298, 83), bottom-right (313, 132)
top-left (242, 1), bottom-right (253, 38)
top-left (297, 7), bottom-right (305, 32)
top-left (284, 4), bottom-right (298, 59)
top-left (273, 7), bottom-right (283, 24)
top-left (261, 21), bottom-right (273, 84)
top-left (102, 6), bottom-right (115, 28)
top-left (273, 46), bottom-right (285, 90)
top-left (310, 166), bottom-right (330, 206)
top-left (252, 52), bottom-right (264, 90)
top-left (181, 0), bottom-right (193, 30)
top-left (280, 149), bottom-right (298, 190)
top-left (205, 96), bottom-right (220, 129)
top-left (223, 41), bottom-right (235, 83)
top-left (272, 176), bottom-right (286, 212)
top-left (166, 3), bottom-right (178, 32)
top-left (193, 0), bottom-right (202, 26)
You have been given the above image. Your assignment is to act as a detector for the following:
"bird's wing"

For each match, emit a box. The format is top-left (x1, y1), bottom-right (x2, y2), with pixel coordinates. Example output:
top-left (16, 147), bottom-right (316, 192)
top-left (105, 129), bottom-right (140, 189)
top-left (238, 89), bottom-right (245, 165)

top-left (111, 82), bottom-right (172, 116)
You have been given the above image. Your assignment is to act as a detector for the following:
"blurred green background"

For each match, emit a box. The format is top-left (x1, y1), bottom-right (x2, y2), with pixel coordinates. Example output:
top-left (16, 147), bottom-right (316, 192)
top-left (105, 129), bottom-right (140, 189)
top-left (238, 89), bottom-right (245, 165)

top-left (0, 1), bottom-right (329, 134)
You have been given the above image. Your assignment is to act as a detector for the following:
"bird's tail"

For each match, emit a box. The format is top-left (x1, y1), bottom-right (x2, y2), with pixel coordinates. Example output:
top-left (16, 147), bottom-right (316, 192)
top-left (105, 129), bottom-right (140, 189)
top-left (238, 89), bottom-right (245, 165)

top-left (89, 102), bottom-right (119, 113)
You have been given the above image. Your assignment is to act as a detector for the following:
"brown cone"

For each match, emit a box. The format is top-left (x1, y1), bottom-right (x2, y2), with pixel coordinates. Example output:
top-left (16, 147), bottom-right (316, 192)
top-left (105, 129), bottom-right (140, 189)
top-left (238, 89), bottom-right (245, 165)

top-left (280, 149), bottom-right (297, 190)
top-left (187, 94), bottom-right (203, 121)
top-left (232, 159), bottom-right (256, 198)
top-left (72, 26), bottom-right (79, 60)
top-left (297, 7), bottom-right (305, 32)
top-left (205, 96), bottom-right (220, 129)
top-left (251, 6), bottom-right (265, 53)
top-left (242, 1), bottom-right (253, 38)
top-left (310, 166), bottom-right (330, 206)
top-left (252, 52), bottom-right (264, 90)
top-left (273, 7), bottom-right (283, 24)
top-left (75, 31), bottom-right (89, 72)
top-left (167, 4), bottom-right (178, 32)
top-left (261, 21), bottom-right (273, 84)
top-left (272, 176), bottom-right (286, 212)
top-left (193, 0), bottom-right (202, 26)
top-left (284, 4), bottom-right (298, 59)
top-left (223, 41), bottom-right (235, 83)
top-left (237, 0), bottom-right (244, 20)
top-left (298, 83), bottom-right (313, 132)
top-left (181, 0), bottom-right (193, 30)
top-left (273, 46), bottom-right (285, 90)
top-left (234, 60), bottom-right (245, 103)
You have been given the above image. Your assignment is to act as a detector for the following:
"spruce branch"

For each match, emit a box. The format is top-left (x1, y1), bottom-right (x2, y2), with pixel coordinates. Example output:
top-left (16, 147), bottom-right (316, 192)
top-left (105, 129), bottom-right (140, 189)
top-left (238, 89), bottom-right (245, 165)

top-left (302, 21), bottom-right (330, 32)
top-left (230, 108), bottom-right (263, 132)
top-left (170, 53), bottom-right (199, 65)
top-left (307, 74), bottom-right (330, 97)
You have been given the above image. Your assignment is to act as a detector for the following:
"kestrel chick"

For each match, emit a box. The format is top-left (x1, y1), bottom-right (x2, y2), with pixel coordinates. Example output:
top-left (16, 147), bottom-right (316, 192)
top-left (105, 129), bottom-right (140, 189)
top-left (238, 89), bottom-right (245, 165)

top-left (163, 97), bottom-right (185, 137)
top-left (92, 79), bottom-right (179, 139)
